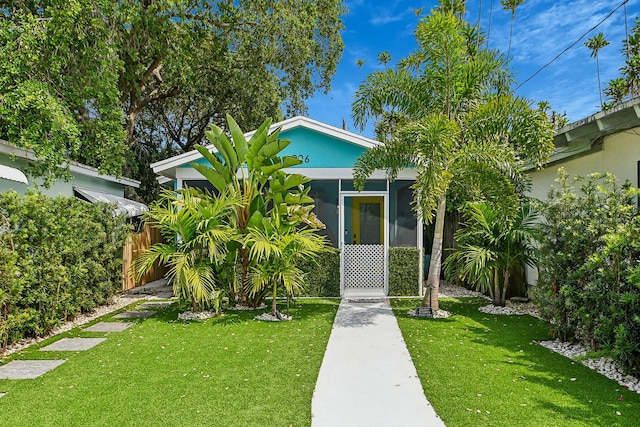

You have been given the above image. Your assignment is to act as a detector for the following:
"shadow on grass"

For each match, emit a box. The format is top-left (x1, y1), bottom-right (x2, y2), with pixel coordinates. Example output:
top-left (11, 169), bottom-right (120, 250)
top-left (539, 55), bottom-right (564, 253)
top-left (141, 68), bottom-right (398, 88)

top-left (391, 297), bottom-right (640, 427)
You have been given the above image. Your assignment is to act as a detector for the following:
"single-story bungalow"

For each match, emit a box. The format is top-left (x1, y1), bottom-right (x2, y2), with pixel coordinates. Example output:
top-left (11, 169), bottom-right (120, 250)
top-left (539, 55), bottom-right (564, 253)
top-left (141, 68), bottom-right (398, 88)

top-left (0, 139), bottom-right (147, 217)
top-left (526, 97), bottom-right (640, 284)
top-left (152, 116), bottom-right (430, 297)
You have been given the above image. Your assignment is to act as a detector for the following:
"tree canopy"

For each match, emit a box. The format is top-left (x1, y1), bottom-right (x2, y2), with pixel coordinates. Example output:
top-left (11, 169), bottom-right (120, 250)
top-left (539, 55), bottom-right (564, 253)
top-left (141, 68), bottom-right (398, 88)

top-left (0, 0), bottom-right (345, 191)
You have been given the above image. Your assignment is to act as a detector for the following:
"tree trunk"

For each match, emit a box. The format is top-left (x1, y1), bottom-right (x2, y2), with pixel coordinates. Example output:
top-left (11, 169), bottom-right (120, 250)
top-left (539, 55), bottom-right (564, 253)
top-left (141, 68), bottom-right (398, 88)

top-left (422, 196), bottom-right (446, 310)
top-left (272, 282), bottom-right (278, 317)
top-left (501, 269), bottom-right (510, 307)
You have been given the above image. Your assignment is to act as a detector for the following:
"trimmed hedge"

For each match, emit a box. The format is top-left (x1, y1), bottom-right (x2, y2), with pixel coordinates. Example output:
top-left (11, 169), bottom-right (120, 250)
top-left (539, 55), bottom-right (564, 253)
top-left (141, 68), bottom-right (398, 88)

top-left (0, 190), bottom-right (129, 349)
top-left (389, 247), bottom-right (420, 296)
top-left (297, 248), bottom-right (340, 297)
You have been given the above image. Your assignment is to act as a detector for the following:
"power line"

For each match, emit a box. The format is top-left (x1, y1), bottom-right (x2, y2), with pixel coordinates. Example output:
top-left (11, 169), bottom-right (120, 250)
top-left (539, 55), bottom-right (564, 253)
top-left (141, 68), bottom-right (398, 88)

top-left (516, 0), bottom-right (630, 90)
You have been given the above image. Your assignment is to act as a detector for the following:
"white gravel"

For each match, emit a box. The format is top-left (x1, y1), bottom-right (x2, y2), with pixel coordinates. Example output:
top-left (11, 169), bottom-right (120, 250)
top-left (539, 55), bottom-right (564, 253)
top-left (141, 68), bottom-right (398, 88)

top-left (538, 339), bottom-right (640, 394)
top-left (177, 310), bottom-right (219, 321)
top-left (254, 312), bottom-right (292, 321)
top-left (0, 294), bottom-right (147, 359)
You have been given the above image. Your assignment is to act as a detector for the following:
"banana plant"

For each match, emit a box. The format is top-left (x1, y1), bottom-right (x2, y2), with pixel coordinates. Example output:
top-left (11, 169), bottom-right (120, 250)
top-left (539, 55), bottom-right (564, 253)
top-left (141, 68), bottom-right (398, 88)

top-left (190, 115), bottom-right (324, 307)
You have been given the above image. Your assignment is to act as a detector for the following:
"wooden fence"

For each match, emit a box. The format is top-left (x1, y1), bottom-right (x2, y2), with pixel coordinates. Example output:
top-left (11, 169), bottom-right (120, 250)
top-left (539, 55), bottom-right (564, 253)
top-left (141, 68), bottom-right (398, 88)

top-left (122, 222), bottom-right (166, 290)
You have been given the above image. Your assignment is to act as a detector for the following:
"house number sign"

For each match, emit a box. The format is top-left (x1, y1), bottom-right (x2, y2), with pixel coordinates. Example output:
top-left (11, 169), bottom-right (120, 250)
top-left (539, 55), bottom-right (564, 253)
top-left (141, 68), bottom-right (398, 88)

top-left (293, 155), bottom-right (310, 163)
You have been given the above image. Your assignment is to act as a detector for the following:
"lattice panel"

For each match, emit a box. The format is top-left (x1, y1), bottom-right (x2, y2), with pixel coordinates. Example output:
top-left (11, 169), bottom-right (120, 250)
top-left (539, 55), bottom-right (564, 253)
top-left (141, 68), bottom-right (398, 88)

top-left (343, 244), bottom-right (385, 289)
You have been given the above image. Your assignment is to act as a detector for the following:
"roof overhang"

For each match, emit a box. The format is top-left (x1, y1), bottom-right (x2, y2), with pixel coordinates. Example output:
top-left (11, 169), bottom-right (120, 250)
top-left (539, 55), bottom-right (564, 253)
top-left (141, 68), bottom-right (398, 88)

top-left (151, 116), bottom-right (383, 179)
top-left (0, 164), bottom-right (28, 184)
top-left (0, 140), bottom-right (140, 188)
top-left (74, 186), bottom-right (148, 217)
top-left (529, 98), bottom-right (640, 170)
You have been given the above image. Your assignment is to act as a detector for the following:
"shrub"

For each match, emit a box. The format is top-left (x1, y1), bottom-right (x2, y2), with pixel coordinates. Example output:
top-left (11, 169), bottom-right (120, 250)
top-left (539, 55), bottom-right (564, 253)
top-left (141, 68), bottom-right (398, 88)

top-left (389, 247), bottom-right (420, 296)
top-left (0, 190), bottom-right (129, 349)
top-left (535, 169), bottom-right (640, 374)
top-left (297, 248), bottom-right (340, 297)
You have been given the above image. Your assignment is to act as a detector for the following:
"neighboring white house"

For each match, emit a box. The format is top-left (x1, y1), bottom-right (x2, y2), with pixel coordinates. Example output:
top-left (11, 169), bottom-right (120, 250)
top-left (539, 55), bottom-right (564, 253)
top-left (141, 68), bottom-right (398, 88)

top-left (528, 98), bottom-right (640, 201)
top-left (526, 97), bottom-right (640, 284)
top-left (0, 139), bottom-right (147, 217)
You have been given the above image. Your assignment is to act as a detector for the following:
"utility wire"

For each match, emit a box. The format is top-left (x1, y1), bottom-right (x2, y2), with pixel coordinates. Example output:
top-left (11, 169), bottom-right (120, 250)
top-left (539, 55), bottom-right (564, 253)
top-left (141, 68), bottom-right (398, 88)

top-left (516, 0), bottom-right (630, 90)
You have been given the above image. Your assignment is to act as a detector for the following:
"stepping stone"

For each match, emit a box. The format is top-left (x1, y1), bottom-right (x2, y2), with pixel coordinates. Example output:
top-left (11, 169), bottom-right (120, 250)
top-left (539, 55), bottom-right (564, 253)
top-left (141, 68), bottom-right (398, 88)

top-left (84, 322), bottom-right (134, 332)
top-left (39, 338), bottom-right (106, 352)
top-left (0, 360), bottom-right (66, 379)
top-left (139, 301), bottom-right (173, 310)
top-left (114, 310), bottom-right (156, 319)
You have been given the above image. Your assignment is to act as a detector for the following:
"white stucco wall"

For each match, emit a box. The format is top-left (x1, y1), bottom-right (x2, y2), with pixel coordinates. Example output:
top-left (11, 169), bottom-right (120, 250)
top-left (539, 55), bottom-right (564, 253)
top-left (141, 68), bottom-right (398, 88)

top-left (526, 126), bottom-right (640, 285)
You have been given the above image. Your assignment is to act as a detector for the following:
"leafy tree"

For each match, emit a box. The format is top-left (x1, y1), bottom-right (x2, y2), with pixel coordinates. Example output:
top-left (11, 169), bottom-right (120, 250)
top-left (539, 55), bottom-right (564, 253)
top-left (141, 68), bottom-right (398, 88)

top-left (444, 201), bottom-right (538, 306)
top-left (351, 6), bottom-right (553, 310)
top-left (134, 188), bottom-right (240, 312)
top-left (377, 51), bottom-right (392, 68)
top-left (0, 0), bottom-right (345, 190)
top-left (585, 32), bottom-right (610, 109)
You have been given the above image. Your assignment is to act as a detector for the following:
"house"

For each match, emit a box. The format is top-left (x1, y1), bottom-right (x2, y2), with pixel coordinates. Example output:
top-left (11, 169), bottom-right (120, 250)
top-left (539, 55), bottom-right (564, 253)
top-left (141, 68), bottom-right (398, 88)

top-left (0, 139), bottom-right (147, 217)
top-left (526, 97), bottom-right (640, 284)
top-left (152, 116), bottom-right (428, 297)
top-left (528, 98), bottom-right (640, 201)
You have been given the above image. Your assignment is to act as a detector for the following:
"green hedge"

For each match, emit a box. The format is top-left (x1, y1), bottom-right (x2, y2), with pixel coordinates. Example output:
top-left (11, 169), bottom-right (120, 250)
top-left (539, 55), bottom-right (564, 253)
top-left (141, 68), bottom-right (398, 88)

top-left (0, 190), bottom-right (130, 349)
top-left (389, 247), bottom-right (420, 296)
top-left (297, 248), bottom-right (340, 297)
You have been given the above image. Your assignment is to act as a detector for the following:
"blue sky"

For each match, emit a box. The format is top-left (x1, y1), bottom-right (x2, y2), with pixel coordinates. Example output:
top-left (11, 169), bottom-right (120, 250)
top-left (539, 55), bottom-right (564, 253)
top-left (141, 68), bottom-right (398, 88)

top-left (306, 0), bottom-right (639, 138)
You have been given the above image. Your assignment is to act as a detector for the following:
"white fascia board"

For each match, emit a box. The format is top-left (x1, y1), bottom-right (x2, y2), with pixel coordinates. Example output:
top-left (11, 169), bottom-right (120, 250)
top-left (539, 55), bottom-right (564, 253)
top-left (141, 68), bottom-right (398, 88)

top-left (0, 139), bottom-right (140, 188)
top-left (151, 116), bottom-right (383, 176)
top-left (176, 167), bottom-right (417, 181)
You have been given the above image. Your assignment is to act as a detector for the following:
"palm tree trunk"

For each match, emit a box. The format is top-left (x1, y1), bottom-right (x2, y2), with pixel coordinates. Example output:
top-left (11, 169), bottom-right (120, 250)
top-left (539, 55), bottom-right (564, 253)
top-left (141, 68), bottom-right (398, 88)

top-left (596, 56), bottom-right (604, 108)
top-left (422, 195), bottom-right (446, 310)
top-left (501, 269), bottom-right (510, 306)
top-left (272, 282), bottom-right (278, 317)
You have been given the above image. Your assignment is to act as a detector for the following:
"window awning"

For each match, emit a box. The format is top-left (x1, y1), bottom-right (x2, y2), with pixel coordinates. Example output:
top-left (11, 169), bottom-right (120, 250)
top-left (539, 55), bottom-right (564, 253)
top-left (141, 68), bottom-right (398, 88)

top-left (74, 186), bottom-right (148, 217)
top-left (0, 164), bottom-right (28, 184)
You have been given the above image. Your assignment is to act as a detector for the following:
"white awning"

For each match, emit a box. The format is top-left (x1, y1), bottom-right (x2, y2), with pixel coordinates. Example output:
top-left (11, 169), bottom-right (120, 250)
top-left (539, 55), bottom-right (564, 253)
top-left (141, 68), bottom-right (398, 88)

top-left (0, 164), bottom-right (28, 184)
top-left (74, 186), bottom-right (148, 217)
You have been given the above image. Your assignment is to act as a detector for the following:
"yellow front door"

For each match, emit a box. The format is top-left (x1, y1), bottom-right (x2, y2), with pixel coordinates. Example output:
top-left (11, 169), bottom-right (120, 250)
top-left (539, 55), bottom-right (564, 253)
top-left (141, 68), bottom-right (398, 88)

top-left (351, 197), bottom-right (384, 244)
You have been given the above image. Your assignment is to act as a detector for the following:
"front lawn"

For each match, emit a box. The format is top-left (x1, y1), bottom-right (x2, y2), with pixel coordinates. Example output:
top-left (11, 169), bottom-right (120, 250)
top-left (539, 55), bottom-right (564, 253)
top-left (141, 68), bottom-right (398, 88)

top-left (0, 299), bottom-right (339, 426)
top-left (393, 297), bottom-right (640, 427)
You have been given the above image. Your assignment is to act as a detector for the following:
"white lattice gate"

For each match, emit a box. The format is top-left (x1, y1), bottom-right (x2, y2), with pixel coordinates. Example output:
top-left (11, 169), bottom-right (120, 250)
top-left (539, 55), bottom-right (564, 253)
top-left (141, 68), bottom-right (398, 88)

top-left (343, 244), bottom-right (386, 290)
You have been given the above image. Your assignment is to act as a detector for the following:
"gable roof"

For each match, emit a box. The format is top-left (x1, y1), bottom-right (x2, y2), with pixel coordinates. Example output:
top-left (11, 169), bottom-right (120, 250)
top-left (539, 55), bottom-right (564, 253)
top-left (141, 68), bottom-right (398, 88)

top-left (151, 116), bottom-right (382, 179)
top-left (0, 139), bottom-right (140, 188)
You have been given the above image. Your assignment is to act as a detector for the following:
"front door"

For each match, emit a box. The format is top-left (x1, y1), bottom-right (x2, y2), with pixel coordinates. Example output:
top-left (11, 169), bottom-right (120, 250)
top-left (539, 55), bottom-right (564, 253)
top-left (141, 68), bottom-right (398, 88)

top-left (341, 195), bottom-right (387, 296)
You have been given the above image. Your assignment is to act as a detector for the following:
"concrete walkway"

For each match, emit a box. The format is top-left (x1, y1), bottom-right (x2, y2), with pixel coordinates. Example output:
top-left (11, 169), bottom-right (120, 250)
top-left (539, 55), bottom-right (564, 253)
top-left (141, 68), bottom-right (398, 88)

top-left (312, 299), bottom-right (445, 427)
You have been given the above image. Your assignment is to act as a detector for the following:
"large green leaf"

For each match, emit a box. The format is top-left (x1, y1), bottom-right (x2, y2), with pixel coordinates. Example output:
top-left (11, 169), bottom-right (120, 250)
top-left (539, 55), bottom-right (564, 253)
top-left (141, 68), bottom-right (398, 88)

top-left (227, 114), bottom-right (248, 164)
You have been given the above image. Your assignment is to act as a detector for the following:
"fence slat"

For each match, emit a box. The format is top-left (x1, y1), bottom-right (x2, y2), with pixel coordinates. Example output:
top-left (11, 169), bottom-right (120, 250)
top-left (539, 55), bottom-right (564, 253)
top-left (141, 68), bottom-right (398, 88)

top-left (122, 223), bottom-right (166, 290)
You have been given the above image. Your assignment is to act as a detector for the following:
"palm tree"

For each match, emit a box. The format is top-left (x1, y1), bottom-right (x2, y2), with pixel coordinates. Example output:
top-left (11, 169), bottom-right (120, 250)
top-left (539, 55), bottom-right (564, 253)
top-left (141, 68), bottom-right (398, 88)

top-left (134, 188), bottom-right (240, 312)
top-left (501, 0), bottom-right (525, 62)
top-left (243, 210), bottom-right (327, 318)
top-left (444, 201), bottom-right (539, 306)
top-left (585, 32), bottom-right (610, 109)
top-left (356, 59), bottom-right (365, 69)
top-left (377, 51), bottom-right (391, 68)
top-left (351, 9), bottom-right (553, 311)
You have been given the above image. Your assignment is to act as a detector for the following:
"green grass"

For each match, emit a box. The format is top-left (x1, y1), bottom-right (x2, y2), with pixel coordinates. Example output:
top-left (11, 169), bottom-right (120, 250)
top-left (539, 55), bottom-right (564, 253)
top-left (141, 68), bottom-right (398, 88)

top-left (392, 297), bottom-right (640, 427)
top-left (0, 299), bottom-right (339, 427)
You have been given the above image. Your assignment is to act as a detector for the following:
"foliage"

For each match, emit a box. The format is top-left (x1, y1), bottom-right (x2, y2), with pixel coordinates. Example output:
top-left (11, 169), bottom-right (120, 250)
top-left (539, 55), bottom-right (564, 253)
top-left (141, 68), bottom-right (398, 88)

top-left (585, 32), bottom-right (610, 109)
top-left (0, 299), bottom-right (339, 426)
top-left (392, 298), bottom-right (640, 427)
top-left (0, 0), bottom-right (345, 193)
top-left (535, 169), bottom-right (640, 374)
top-left (134, 188), bottom-right (240, 313)
top-left (0, 190), bottom-right (129, 349)
top-left (388, 247), bottom-right (421, 296)
top-left (604, 17), bottom-right (640, 107)
top-left (243, 211), bottom-right (328, 317)
top-left (444, 200), bottom-right (538, 306)
top-left (296, 248), bottom-right (341, 297)
top-left (192, 115), bottom-right (326, 309)
top-left (351, 5), bottom-right (554, 309)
